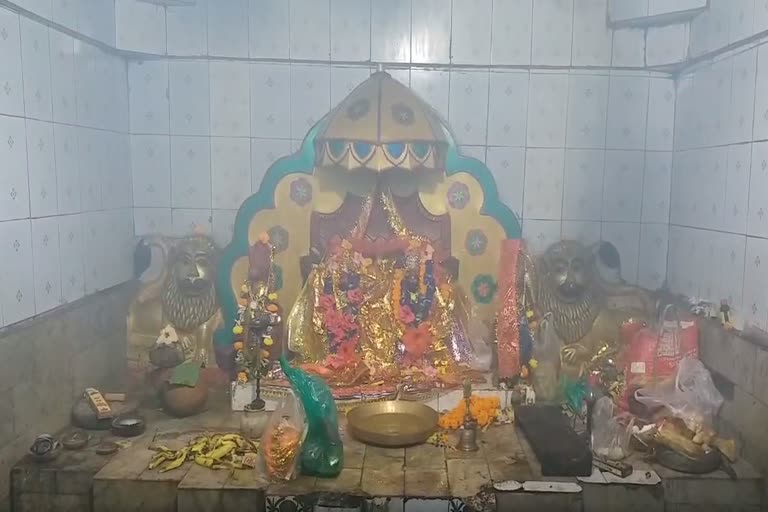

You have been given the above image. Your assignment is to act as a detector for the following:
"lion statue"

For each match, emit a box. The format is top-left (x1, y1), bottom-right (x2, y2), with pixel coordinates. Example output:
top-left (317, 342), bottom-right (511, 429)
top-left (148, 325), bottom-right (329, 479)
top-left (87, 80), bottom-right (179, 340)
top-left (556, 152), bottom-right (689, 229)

top-left (127, 234), bottom-right (222, 373)
top-left (527, 240), bottom-right (654, 377)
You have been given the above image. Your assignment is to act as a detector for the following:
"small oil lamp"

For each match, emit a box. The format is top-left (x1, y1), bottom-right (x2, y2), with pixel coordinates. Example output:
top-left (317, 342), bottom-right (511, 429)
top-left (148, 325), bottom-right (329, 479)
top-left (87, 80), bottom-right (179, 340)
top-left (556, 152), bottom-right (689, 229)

top-left (456, 379), bottom-right (479, 452)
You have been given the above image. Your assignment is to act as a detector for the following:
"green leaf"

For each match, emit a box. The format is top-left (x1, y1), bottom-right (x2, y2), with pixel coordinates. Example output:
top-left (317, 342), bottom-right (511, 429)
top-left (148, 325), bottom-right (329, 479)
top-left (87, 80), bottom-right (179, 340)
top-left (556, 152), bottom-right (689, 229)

top-left (169, 361), bottom-right (200, 387)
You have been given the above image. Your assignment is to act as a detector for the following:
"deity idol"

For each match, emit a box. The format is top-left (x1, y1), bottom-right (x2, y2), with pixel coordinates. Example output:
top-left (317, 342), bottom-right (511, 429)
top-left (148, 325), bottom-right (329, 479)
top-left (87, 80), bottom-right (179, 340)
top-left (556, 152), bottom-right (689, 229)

top-left (286, 197), bottom-right (476, 387)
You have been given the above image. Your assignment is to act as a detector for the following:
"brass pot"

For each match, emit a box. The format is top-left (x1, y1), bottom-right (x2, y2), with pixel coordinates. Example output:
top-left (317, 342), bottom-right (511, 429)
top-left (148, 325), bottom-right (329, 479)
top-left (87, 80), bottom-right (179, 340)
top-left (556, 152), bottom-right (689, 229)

top-left (161, 383), bottom-right (208, 417)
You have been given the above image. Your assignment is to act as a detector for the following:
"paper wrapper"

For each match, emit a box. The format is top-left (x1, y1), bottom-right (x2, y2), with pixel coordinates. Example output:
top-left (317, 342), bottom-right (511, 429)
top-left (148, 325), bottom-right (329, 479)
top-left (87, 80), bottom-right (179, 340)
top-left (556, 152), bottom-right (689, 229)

top-left (496, 239), bottom-right (522, 379)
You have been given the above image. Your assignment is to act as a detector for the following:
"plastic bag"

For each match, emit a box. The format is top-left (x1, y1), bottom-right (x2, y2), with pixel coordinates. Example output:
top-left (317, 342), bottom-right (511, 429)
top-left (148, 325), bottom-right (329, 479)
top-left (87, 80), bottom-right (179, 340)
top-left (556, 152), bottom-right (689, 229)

top-left (260, 389), bottom-right (306, 481)
top-left (591, 396), bottom-right (633, 460)
top-left (634, 357), bottom-right (723, 432)
top-left (280, 356), bottom-right (343, 478)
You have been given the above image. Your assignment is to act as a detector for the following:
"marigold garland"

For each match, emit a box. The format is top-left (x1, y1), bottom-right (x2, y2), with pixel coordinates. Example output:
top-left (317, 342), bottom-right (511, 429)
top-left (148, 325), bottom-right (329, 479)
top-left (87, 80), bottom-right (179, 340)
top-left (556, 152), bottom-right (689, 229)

top-left (438, 395), bottom-right (501, 430)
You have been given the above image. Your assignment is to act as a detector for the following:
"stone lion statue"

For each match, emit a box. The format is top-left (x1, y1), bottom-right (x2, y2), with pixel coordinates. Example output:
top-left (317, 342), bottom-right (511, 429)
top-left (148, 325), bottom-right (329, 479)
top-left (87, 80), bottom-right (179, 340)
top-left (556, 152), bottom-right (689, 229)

top-left (527, 240), bottom-right (654, 376)
top-left (127, 234), bottom-right (222, 372)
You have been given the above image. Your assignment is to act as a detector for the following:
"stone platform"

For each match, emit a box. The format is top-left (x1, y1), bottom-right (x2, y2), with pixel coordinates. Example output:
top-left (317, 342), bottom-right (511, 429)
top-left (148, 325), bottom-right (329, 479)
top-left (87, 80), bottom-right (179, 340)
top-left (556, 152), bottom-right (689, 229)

top-left (9, 402), bottom-right (765, 512)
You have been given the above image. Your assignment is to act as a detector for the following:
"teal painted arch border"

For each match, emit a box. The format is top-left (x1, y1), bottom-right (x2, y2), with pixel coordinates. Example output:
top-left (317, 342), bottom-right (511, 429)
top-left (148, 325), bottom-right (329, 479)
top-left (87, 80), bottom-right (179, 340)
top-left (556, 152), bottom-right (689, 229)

top-left (213, 123), bottom-right (522, 348)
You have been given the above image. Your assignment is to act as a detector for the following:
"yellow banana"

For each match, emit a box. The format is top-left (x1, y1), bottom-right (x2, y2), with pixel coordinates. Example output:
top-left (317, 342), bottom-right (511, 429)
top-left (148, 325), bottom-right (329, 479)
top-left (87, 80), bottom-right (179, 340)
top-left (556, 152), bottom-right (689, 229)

top-left (208, 441), bottom-right (237, 460)
top-left (160, 448), bottom-right (189, 472)
top-left (148, 451), bottom-right (175, 469)
top-left (194, 455), bottom-right (215, 468)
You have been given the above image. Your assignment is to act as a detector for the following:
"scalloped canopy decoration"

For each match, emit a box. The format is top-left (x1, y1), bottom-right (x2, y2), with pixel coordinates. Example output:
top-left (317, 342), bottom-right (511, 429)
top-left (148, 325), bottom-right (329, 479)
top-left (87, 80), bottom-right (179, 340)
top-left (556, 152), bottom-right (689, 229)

top-left (315, 71), bottom-right (448, 173)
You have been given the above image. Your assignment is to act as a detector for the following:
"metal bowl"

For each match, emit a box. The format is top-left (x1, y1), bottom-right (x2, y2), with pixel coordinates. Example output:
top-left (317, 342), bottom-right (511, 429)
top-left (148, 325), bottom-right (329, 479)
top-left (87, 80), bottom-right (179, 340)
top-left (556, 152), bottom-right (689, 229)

top-left (346, 393), bottom-right (438, 447)
top-left (111, 414), bottom-right (146, 437)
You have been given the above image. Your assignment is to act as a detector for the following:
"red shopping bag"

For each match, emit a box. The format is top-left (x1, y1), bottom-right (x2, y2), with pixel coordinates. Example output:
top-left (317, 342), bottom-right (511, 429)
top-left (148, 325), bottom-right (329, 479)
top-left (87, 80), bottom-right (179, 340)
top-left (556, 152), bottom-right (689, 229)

top-left (624, 305), bottom-right (698, 401)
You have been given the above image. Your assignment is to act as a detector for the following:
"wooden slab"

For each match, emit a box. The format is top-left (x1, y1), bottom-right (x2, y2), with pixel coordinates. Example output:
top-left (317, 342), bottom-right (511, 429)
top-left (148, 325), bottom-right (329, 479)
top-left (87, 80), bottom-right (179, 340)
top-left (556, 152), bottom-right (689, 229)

top-left (446, 459), bottom-right (491, 498)
top-left (176, 464), bottom-right (231, 512)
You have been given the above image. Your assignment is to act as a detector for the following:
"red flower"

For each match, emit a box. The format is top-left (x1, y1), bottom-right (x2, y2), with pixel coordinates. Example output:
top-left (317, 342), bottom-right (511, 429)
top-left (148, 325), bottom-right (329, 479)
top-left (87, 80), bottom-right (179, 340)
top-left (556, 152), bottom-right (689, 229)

top-left (347, 288), bottom-right (363, 304)
top-left (319, 294), bottom-right (335, 311)
top-left (402, 323), bottom-right (432, 360)
top-left (399, 305), bottom-right (416, 324)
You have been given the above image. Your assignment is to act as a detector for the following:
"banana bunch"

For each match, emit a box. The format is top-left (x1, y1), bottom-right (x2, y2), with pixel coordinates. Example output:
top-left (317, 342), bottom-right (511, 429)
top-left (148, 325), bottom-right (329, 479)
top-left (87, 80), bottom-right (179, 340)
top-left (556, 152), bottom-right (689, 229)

top-left (148, 433), bottom-right (260, 472)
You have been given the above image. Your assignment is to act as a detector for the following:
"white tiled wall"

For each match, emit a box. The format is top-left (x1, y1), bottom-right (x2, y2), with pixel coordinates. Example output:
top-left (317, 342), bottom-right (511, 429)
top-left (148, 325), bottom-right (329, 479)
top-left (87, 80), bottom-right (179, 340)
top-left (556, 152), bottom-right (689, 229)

top-left (0, 5), bottom-right (132, 329)
top-left (120, 0), bottom-right (674, 290)
top-left (669, 36), bottom-right (768, 329)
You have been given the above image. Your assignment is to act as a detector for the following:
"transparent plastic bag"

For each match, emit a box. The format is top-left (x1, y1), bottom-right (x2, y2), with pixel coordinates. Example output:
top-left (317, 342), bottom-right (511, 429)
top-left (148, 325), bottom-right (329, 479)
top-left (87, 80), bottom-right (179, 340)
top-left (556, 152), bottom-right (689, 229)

top-left (591, 396), bottom-right (634, 460)
top-left (259, 390), bottom-right (306, 481)
top-left (280, 356), bottom-right (344, 478)
top-left (634, 357), bottom-right (723, 432)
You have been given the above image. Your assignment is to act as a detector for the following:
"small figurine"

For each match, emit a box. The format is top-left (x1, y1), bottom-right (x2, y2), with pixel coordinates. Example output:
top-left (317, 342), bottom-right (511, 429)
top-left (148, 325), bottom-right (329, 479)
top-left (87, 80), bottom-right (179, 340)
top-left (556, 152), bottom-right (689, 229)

top-left (720, 299), bottom-right (733, 329)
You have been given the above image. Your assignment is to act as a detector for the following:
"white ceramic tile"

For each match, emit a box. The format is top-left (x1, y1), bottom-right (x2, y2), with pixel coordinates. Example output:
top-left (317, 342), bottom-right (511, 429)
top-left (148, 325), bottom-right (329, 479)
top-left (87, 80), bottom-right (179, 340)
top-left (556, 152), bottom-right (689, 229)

top-left (611, 29), bottom-right (645, 67)
top-left (561, 220), bottom-right (601, 245)
top-left (572, 0), bottom-right (612, 66)
top-left (723, 143), bottom-right (752, 235)
top-left (728, 48), bottom-right (757, 145)
top-left (115, 0), bottom-right (166, 54)
top-left (48, 31), bottom-right (76, 125)
top-left (388, 68), bottom-right (410, 87)
top-left (330, 0), bottom-right (370, 62)
top-left (742, 236), bottom-right (768, 331)
top-left (25, 120), bottom-right (57, 218)
top-left (53, 123), bottom-right (80, 215)
top-left (458, 145), bottom-right (486, 162)
top-left (523, 219), bottom-right (562, 254)
top-left (249, 0), bottom-right (289, 58)
top-left (129, 60), bottom-right (170, 135)
top-left (167, 0), bottom-right (208, 56)
top-left (212, 209), bottom-right (237, 248)
top-left (451, 0), bottom-right (491, 65)
top-left (753, 45), bottom-right (768, 142)
top-left (606, 74), bottom-right (649, 150)
top-left (77, 128), bottom-right (102, 211)
top-left (0, 10), bottom-right (24, 117)
top-left (756, 0), bottom-right (768, 34)
top-left (709, 59), bottom-right (732, 147)
top-left (73, 41), bottom-right (97, 128)
top-left (600, 221), bottom-right (641, 284)
top-left (170, 136), bottom-right (211, 209)
top-left (566, 73), bottom-right (609, 150)
top-left (0, 115), bottom-right (29, 221)
top-left (102, 133), bottom-right (133, 210)
top-left (212, 137), bottom-right (251, 209)
top-left (77, 0), bottom-right (116, 46)
top-left (647, 0), bottom-right (704, 16)
top-left (523, 148), bottom-right (564, 220)
top-left (527, 72), bottom-right (568, 148)
top-left (102, 208), bottom-right (134, 287)
top-left (0, 219), bottom-right (35, 323)
top-left (290, 0), bottom-right (330, 60)
top-left (637, 222), bottom-right (668, 290)
top-left (609, 0), bottom-right (647, 21)
top-left (52, 0), bottom-right (77, 31)
top-left (31, 216), bottom-right (62, 314)
top-left (410, 68), bottom-right (449, 122)
top-left (370, 0), bottom-right (411, 63)
top-left (696, 231), bottom-right (724, 306)
top-left (531, 0), bottom-right (573, 66)
top-left (81, 211), bottom-right (106, 293)
top-left (14, 0), bottom-right (53, 19)
top-left (697, 147), bottom-right (728, 231)
top-left (646, 24), bottom-right (688, 66)
top-left (491, 0), bottom-right (532, 65)
top-left (602, 150), bottom-right (644, 222)
top-left (251, 138), bottom-right (292, 192)
top-left (290, 64), bottom-right (330, 139)
top-left (714, 232), bottom-right (746, 312)
top-left (448, 70), bottom-right (489, 146)
top-left (209, 61), bottom-right (250, 137)
top-left (250, 63), bottom-right (292, 139)
top-left (172, 208), bottom-right (212, 237)
top-left (169, 60), bottom-right (210, 136)
top-left (487, 71), bottom-right (528, 147)
top-left (57, 213), bottom-right (84, 303)
top-left (131, 134), bottom-right (171, 207)
top-left (103, 51), bottom-right (130, 132)
top-left (411, 0), bottom-right (451, 64)
top-left (641, 151), bottom-right (671, 224)
top-left (133, 207), bottom-right (172, 236)
top-left (562, 149), bottom-right (604, 221)
top-left (208, 0), bottom-right (248, 57)
top-left (646, 78), bottom-right (675, 151)
top-left (20, 17), bottom-right (52, 121)
top-left (748, 141), bottom-right (768, 238)
top-left (331, 66), bottom-right (371, 110)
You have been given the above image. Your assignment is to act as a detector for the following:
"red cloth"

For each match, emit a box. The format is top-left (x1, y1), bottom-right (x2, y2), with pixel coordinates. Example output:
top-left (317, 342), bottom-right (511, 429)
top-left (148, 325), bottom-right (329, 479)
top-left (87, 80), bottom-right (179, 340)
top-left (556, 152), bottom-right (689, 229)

top-left (496, 239), bottom-right (522, 379)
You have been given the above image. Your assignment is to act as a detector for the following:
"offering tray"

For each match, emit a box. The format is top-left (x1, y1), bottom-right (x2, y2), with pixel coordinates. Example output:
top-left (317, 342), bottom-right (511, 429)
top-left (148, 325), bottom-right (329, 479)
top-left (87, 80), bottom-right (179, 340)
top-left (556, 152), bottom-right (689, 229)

top-left (345, 386), bottom-right (439, 448)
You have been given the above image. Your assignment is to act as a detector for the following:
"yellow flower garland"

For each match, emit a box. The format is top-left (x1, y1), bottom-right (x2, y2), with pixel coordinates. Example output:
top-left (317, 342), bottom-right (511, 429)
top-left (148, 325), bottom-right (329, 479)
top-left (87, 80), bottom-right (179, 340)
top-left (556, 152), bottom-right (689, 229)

top-left (438, 395), bottom-right (501, 430)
